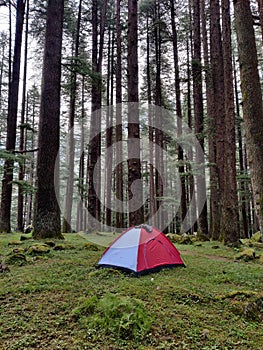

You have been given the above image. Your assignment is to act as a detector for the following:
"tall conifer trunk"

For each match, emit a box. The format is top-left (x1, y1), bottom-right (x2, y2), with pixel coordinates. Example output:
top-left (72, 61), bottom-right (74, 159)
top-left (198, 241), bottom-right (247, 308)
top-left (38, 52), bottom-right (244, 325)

top-left (234, 0), bottom-right (263, 238)
top-left (0, 0), bottom-right (26, 233)
top-left (62, 0), bottom-right (82, 233)
top-left (115, 0), bottom-right (124, 228)
top-left (209, 0), bottom-right (225, 240)
top-left (127, 0), bottom-right (144, 226)
top-left (192, 0), bottom-right (208, 237)
top-left (33, 0), bottom-right (64, 239)
top-left (220, 0), bottom-right (239, 244)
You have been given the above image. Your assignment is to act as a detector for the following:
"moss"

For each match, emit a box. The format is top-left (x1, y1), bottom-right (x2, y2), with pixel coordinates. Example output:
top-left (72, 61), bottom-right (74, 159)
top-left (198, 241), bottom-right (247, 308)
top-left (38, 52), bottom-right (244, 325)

top-left (235, 248), bottom-right (256, 261)
top-left (53, 244), bottom-right (75, 251)
top-left (27, 244), bottom-right (50, 255)
top-left (4, 253), bottom-right (27, 266)
top-left (7, 240), bottom-right (23, 246)
top-left (83, 242), bottom-right (100, 251)
top-left (250, 232), bottom-right (262, 243)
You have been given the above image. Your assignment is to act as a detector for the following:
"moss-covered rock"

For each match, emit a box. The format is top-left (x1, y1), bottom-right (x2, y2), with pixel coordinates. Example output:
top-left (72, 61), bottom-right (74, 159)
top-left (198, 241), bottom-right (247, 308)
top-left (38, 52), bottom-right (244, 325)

top-left (20, 235), bottom-right (31, 241)
top-left (54, 243), bottom-right (75, 251)
top-left (8, 240), bottom-right (23, 246)
top-left (4, 253), bottom-right (27, 266)
top-left (235, 248), bottom-right (256, 261)
top-left (45, 240), bottom-right (56, 247)
top-left (250, 232), bottom-right (262, 243)
top-left (27, 244), bottom-right (50, 255)
top-left (83, 242), bottom-right (100, 251)
top-left (166, 233), bottom-right (193, 244)
top-left (12, 247), bottom-right (25, 254)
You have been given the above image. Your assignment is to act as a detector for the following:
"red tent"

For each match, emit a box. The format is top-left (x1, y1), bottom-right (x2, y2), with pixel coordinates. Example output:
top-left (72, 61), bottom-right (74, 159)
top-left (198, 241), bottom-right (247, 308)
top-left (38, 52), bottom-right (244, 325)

top-left (98, 225), bottom-right (185, 275)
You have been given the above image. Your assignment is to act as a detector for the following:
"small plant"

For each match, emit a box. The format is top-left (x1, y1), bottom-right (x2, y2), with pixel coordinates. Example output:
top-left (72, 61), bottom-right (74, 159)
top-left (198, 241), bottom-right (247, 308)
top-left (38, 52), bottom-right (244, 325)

top-left (73, 293), bottom-right (152, 341)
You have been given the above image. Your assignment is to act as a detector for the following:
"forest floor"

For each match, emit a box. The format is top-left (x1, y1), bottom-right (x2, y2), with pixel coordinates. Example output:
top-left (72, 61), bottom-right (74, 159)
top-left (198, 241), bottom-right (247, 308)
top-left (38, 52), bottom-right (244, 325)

top-left (0, 232), bottom-right (263, 350)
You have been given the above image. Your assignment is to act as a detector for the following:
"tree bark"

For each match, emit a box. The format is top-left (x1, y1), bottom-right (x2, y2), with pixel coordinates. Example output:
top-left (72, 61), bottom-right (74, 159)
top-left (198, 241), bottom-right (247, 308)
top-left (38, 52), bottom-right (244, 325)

top-left (220, 0), bottom-right (239, 244)
top-left (17, 0), bottom-right (29, 232)
top-left (33, 0), bottom-right (64, 239)
top-left (234, 0), bottom-right (263, 237)
top-left (127, 0), bottom-right (144, 226)
top-left (62, 0), bottom-right (82, 233)
top-left (209, 0), bottom-right (225, 240)
top-left (115, 0), bottom-right (124, 228)
top-left (192, 0), bottom-right (209, 237)
top-left (0, 0), bottom-right (26, 233)
top-left (257, 0), bottom-right (263, 43)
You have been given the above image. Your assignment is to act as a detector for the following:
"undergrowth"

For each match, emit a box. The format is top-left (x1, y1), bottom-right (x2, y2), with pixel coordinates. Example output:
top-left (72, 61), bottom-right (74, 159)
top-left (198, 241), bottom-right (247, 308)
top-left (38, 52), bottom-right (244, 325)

top-left (0, 232), bottom-right (262, 350)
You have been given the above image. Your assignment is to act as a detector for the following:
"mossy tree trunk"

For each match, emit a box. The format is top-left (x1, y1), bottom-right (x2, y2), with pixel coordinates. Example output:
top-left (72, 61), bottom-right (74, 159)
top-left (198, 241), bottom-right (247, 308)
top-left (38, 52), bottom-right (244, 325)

top-left (234, 0), bottom-right (263, 238)
top-left (33, 0), bottom-right (64, 239)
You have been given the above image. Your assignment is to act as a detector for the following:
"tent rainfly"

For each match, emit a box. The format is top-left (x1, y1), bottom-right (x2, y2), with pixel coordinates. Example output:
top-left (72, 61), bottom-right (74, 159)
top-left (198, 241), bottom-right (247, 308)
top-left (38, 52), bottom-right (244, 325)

top-left (97, 225), bottom-right (185, 275)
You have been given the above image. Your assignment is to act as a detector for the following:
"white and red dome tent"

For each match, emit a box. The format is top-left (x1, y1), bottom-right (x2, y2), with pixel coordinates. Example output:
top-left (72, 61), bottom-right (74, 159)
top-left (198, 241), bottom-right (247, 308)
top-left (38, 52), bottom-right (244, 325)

top-left (98, 225), bottom-right (185, 275)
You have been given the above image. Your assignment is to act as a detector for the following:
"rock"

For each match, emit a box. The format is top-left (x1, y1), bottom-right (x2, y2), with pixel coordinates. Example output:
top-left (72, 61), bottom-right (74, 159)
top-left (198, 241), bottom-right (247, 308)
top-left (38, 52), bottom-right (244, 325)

top-left (4, 253), bottom-right (27, 266)
top-left (235, 248), bottom-right (256, 261)
top-left (24, 225), bottom-right (33, 234)
top-left (12, 247), bottom-right (25, 254)
top-left (45, 240), bottom-right (56, 247)
top-left (8, 240), bottom-right (23, 246)
top-left (179, 235), bottom-right (193, 245)
top-left (250, 232), bottom-right (262, 243)
top-left (27, 244), bottom-right (50, 255)
top-left (20, 235), bottom-right (31, 241)
top-left (83, 242), bottom-right (99, 251)
top-left (0, 262), bottom-right (10, 273)
top-left (53, 244), bottom-right (75, 251)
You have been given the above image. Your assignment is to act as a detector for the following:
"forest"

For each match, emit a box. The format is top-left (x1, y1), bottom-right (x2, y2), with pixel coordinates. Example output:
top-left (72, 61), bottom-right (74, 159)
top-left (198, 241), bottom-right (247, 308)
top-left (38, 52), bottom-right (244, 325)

top-left (0, 0), bottom-right (263, 245)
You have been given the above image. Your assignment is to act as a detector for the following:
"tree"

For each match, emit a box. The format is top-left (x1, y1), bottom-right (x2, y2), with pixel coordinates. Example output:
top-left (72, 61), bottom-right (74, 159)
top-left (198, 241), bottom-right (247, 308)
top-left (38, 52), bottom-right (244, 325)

top-left (115, 0), bottom-right (124, 228)
top-left (170, 0), bottom-right (188, 232)
top-left (209, 0), bottom-right (225, 240)
top-left (192, 0), bottom-right (208, 237)
top-left (220, 0), bottom-right (239, 244)
top-left (233, 0), bottom-right (263, 238)
top-left (257, 0), bottom-right (263, 42)
top-left (127, 0), bottom-right (144, 226)
top-left (62, 0), bottom-right (83, 233)
top-left (87, 0), bottom-right (107, 230)
top-left (33, 0), bottom-right (64, 239)
top-left (0, 0), bottom-right (26, 233)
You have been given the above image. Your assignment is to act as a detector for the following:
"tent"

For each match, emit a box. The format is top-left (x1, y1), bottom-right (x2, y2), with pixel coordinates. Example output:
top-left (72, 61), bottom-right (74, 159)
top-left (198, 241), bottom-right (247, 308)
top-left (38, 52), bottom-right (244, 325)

top-left (97, 225), bottom-right (185, 275)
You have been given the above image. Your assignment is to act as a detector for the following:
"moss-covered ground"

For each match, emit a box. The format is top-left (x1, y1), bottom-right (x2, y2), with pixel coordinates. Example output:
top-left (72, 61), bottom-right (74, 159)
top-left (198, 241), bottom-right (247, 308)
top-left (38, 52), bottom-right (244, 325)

top-left (0, 232), bottom-right (262, 350)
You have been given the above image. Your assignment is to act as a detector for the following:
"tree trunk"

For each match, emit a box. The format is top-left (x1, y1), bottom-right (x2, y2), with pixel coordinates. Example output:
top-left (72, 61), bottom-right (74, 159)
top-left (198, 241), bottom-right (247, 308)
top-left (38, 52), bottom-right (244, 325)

top-left (234, 0), bottom-right (263, 237)
top-left (33, 0), bottom-right (64, 239)
top-left (115, 0), bottom-right (124, 229)
top-left (209, 0), bottom-right (225, 240)
top-left (87, 0), bottom-right (107, 231)
top-left (0, 0), bottom-right (26, 233)
top-left (257, 0), bottom-right (263, 43)
top-left (127, 0), bottom-right (144, 226)
top-left (233, 57), bottom-right (249, 238)
top-left (192, 0), bottom-right (209, 237)
top-left (62, 0), bottom-right (82, 233)
top-left (146, 15), bottom-right (155, 225)
top-left (17, 0), bottom-right (29, 232)
top-left (220, 0), bottom-right (239, 244)
top-left (170, 0), bottom-right (188, 233)
top-left (154, 0), bottom-right (164, 229)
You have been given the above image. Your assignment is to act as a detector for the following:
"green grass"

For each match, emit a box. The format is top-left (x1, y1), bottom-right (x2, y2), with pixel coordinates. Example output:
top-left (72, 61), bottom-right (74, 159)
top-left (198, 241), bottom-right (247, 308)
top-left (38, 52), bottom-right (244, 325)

top-left (0, 232), bottom-right (262, 350)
